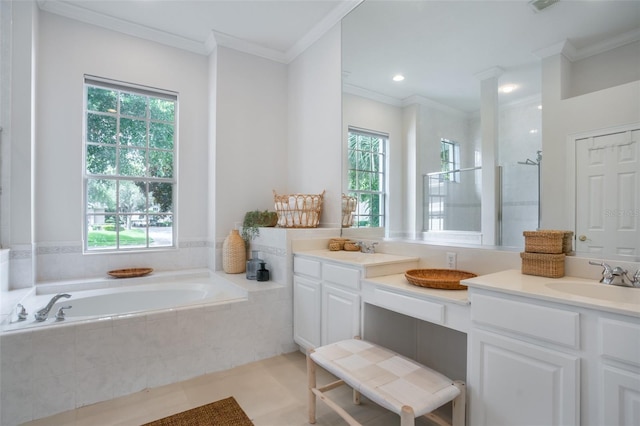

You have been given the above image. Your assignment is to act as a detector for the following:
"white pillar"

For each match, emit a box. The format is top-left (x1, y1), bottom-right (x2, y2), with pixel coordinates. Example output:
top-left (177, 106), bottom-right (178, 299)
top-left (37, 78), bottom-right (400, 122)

top-left (475, 67), bottom-right (502, 246)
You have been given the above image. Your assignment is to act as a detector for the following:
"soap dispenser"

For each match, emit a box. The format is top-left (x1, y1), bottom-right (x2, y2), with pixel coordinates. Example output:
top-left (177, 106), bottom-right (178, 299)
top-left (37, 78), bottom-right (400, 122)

top-left (257, 262), bottom-right (270, 282)
top-left (246, 250), bottom-right (263, 280)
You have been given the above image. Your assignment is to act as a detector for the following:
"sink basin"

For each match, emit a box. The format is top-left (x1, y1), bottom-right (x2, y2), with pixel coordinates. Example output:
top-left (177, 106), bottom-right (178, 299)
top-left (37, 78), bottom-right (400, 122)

top-left (545, 281), bottom-right (640, 304)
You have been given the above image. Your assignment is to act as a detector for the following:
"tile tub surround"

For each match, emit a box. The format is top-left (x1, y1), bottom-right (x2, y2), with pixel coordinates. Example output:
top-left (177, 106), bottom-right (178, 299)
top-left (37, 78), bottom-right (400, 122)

top-left (0, 277), bottom-right (295, 426)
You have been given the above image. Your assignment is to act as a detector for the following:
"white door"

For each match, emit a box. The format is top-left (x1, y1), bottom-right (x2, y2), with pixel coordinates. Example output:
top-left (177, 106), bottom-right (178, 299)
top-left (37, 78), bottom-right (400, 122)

top-left (575, 128), bottom-right (640, 256)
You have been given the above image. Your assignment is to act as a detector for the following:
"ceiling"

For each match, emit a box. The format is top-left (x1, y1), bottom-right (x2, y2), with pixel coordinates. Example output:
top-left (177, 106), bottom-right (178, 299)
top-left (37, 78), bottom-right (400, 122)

top-left (39, 0), bottom-right (640, 112)
top-left (343, 0), bottom-right (640, 112)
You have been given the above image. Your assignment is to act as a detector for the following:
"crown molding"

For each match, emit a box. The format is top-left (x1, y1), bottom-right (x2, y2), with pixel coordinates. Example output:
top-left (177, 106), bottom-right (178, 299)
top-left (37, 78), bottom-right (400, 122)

top-left (402, 94), bottom-right (469, 118)
top-left (37, 0), bottom-right (208, 55)
top-left (208, 30), bottom-right (288, 63)
top-left (534, 28), bottom-right (640, 62)
top-left (285, 0), bottom-right (363, 63)
top-left (37, 0), bottom-right (361, 64)
top-left (343, 84), bottom-right (403, 107)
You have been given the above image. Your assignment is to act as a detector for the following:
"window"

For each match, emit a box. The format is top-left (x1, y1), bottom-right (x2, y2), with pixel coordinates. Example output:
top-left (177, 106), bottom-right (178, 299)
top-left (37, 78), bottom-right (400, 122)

top-left (440, 138), bottom-right (460, 182)
top-left (347, 128), bottom-right (386, 228)
top-left (83, 76), bottom-right (177, 251)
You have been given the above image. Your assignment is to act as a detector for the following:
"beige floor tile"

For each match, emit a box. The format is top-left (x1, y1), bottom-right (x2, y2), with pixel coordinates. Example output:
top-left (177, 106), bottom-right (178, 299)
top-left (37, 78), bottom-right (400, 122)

top-left (20, 350), bottom-right (448, 426)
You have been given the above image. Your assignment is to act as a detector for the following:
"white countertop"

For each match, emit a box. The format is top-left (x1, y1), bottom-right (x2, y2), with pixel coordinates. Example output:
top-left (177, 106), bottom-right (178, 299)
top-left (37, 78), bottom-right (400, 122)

top-left (463, 269), bottom-right (640, 317)
top-left (362, 273), bottom-right (469, 306)
top-left (295, 249), bottom-right (418, 266)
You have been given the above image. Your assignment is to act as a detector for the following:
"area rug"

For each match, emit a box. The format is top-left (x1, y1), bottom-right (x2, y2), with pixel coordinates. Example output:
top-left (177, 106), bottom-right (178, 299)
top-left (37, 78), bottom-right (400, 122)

top-left (142, 396), bottom-right (254, 426)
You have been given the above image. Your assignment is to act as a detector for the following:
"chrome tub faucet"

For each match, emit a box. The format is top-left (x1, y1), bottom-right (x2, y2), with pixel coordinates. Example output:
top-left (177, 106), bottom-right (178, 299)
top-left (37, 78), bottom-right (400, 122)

top-left (34, 293), bottom-right (71, 322)
top-left (589, 261), bottom-right (640, 288)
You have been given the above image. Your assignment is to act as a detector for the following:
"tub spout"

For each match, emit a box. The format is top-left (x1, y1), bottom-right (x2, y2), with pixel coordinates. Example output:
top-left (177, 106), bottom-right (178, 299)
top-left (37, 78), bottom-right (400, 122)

top-left (34, 293), bottom-right (71, 322)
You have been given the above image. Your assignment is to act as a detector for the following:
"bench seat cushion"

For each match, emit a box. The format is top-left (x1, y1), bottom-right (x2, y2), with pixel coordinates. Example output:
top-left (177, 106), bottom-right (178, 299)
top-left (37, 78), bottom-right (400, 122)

top-left (310, 339), bottom-right (460, 417)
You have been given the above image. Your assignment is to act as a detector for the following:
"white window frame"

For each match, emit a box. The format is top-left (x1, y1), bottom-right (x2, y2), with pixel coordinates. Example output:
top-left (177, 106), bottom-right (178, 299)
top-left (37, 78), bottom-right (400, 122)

top-left (347, 127), bottom-right (387, 228)
top-left (82, 75), bottom-right (178, 253)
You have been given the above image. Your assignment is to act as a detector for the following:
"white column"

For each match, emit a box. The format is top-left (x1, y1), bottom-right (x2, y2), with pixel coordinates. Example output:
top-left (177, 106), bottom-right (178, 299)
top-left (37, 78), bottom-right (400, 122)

top-left (475, 67), bottom-right (502, 246)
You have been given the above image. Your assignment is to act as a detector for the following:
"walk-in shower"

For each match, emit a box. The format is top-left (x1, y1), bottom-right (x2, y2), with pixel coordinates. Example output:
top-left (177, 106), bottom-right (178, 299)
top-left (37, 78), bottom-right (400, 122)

top-left (517, 150), bottom-right (542, 229)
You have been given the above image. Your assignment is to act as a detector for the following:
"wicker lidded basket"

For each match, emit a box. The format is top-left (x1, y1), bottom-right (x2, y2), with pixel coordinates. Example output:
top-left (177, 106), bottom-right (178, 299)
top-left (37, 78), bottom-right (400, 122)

top-left (520, 252), bottom-right (565, 278)
top-left (523, 230), bottom-right (574, 254)
top-left (405, 269), bottom-right (477, 290)
top-left (273, 190), bottom-right (324, 228)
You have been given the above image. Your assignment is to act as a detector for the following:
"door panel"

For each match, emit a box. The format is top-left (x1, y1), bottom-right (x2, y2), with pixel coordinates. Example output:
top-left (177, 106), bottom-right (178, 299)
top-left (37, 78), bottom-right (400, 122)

top-left (576, 129), bottom-right (639, 256)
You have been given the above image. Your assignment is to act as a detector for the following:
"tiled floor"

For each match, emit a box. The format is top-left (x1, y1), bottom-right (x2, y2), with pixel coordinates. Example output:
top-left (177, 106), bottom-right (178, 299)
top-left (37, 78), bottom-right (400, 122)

top-left (21, 350), bottom-right (440, 426)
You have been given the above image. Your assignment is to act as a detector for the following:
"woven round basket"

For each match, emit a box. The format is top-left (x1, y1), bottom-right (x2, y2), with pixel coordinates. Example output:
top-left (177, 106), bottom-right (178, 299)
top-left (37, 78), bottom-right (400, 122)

top-left (344, 242), bottom-right (361, 251)
top-left (108, 268), bottom-right (153, 278)
top-left (404, 269), bottom-right (477, 290)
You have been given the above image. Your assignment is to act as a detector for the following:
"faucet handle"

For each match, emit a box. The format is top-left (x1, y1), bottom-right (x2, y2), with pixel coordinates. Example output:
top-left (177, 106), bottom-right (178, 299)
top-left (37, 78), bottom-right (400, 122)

top-left (55, 306), bottom-right (72, 321)
top-left (16, 304), bottom-right (28, 321)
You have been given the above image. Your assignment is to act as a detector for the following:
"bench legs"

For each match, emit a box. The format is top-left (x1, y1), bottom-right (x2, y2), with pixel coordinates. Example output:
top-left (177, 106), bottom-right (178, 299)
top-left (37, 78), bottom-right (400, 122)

top-left (452, 380), bottom-right (466, 426)
top-left (307, 351), bottom-right (317, 424)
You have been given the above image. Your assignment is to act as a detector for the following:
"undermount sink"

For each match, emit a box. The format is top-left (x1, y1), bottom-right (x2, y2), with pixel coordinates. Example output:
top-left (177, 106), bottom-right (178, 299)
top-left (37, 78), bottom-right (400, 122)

top-left (545, 281), bottom-right (640, 304)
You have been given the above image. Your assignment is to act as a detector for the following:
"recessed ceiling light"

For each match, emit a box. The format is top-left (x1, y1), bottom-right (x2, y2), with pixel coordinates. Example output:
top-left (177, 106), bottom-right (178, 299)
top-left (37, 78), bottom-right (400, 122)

top-left (537, 105), bottom-right (543, 110)
top-left (499, 84), bottom-right (518, 94)
top-left (392, 74), bottom-right (405, 82)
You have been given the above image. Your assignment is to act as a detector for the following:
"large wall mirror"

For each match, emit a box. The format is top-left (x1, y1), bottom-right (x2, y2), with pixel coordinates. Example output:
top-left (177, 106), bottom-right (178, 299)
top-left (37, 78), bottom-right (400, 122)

top-left (341, 0), bottom-right (640, 260)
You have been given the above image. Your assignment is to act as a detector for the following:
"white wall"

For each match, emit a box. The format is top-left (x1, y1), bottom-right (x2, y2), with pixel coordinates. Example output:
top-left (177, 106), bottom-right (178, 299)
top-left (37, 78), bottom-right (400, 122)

top-left (288, 24), bottom-right (342, 228)
top-left (541, 52), bottom-right (640, 231)
top-left (213, 46), bottom-right (288, 241)
top-left (34, 11), bottom-right (210, 281)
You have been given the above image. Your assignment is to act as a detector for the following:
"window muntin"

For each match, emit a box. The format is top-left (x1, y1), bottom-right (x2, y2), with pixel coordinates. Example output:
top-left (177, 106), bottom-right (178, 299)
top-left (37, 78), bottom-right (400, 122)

top-left (347, 128), bottom-right (386, 228)
top-left (84, 77), bottom-right (177, 251)
top-left (440, 138), bottom-right (460, 182)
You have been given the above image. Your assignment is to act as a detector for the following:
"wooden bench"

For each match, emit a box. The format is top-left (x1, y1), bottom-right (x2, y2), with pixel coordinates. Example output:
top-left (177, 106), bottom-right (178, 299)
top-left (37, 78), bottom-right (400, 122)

top-left (307, 339), bottom-right (465, 426)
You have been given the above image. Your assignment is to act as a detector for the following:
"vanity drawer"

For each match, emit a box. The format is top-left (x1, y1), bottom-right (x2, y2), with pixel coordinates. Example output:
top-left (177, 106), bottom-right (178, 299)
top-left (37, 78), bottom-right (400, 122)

top-left (472, 293), bottom-right (580, 349)
top-left (294, 256), bottom-right (321, 279)
top-left (322, 263), bottom-right (360, 290)
top-left (373, 288), bottom-right (444, 325)
top-left (600, 318), bottom-right (640, 367)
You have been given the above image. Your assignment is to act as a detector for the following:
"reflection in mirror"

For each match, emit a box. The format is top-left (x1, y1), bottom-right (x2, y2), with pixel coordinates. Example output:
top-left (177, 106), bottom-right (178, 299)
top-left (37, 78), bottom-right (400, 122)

top-left (341, 0), bottom-right (640, 259)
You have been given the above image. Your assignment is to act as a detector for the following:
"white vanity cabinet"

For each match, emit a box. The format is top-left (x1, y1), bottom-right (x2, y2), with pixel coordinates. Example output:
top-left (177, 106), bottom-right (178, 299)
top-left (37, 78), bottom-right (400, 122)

top-left (468, 291), bottom-right (580, 426)
top-left (599, 317), bottom-right (640, 426)
top-left (293, 251), bottom-right (419, 351)
top-left (293, 255), bottom-right (361, 349)
top-left (321, 262), bottom-right (361, 345)
top-left (465, 270), bottom-right (640, 426)
top-left (293, 256), bottom-right (323, 349)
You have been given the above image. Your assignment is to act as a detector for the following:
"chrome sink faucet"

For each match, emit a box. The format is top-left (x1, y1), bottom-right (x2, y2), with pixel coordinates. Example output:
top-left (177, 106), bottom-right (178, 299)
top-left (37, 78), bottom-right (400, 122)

top-left (589, 261), bottom-right (640, 288)
top-left (356, 241), bottom-right (378, 254)
top-left (34, 293), bottom-right (71, 322)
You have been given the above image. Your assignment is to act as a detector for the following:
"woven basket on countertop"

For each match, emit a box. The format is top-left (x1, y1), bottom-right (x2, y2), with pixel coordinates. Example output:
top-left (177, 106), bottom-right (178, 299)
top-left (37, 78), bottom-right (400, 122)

top-left (523, 230), bottom-right (573, 254)
top-left (520, 252), bottom-right (565, 278)
top-left (273, 190), bottom-right (324, 228)
top-left (405, 269), bottom-right (477, 290)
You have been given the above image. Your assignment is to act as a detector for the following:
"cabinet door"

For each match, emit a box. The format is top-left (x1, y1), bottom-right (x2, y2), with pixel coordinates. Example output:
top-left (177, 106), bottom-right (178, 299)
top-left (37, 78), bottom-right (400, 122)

top-left (602, 365), bottom-right (640, 426)
top-left (322, 283), bottom-right (360, 346)
top-left (293, 275), bottom-right (321, 350)
top-left (470, 329), bottom-right (580, 426)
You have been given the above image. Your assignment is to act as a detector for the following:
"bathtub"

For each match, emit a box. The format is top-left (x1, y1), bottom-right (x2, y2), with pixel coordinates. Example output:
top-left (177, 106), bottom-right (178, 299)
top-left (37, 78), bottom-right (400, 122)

top-left (0, 269), bottom-right (295, 426)
top-left (2, 271), bottom-right (248, 331)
